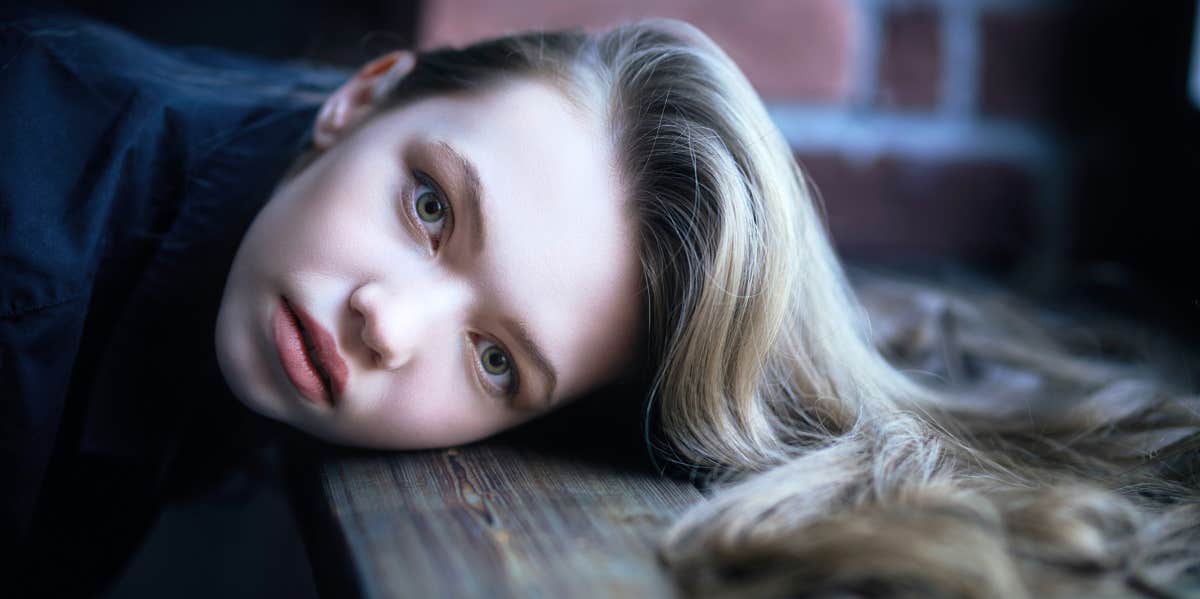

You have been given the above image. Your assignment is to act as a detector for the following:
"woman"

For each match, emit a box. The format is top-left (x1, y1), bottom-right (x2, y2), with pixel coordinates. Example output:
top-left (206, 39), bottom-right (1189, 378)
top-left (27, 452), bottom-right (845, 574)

top-left (5, 9), bottom-right (1198, 598)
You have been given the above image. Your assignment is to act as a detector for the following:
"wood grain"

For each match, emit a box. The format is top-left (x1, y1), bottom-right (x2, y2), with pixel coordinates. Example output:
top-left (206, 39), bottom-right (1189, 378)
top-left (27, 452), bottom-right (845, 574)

top-left (286, 440), bottom-right (705, 599)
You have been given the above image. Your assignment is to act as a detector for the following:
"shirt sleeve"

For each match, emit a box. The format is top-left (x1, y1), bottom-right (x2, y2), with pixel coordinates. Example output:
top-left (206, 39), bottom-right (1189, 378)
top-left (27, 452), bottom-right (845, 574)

top-left (0, 13), bottom-right (128, 551)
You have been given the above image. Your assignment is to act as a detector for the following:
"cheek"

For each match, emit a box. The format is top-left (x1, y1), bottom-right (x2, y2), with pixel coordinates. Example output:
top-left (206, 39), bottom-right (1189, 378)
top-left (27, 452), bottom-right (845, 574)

top-left (253, 165), bottom-right (394, 271)
top-left (214, 306), bottom-right (281, 420)
top-left (331, 364), bottom-right (513, 449)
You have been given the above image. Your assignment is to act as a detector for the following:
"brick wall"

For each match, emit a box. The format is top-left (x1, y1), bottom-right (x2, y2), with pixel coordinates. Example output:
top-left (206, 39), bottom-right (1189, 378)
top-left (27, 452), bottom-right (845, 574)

top-left (770, 0), bottom-right (1078, 283)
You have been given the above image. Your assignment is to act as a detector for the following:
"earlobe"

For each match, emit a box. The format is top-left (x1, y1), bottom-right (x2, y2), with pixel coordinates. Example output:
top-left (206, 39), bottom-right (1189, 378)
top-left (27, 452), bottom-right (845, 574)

top-left (313, 50), bottom-right (416, 150)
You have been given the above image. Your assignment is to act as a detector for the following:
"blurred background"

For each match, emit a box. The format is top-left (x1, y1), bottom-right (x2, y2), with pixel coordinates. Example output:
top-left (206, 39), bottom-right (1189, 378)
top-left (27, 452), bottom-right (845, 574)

top-left (17, 0), bottom-right (1200, 597)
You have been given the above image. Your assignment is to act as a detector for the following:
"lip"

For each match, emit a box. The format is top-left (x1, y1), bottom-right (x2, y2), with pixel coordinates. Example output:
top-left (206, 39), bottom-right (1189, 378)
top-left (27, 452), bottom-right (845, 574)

top-left (272, 296), bottom-right (349, 407)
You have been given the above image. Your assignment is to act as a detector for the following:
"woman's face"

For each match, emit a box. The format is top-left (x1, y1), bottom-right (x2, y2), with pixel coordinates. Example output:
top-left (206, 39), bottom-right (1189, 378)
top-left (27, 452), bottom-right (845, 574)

top-left (215, 66), bottom-right (642, 449)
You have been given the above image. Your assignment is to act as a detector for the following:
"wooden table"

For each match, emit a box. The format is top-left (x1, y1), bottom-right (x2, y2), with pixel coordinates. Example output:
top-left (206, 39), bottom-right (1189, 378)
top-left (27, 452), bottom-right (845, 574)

top-left (284, 397), bottom-right (706, 598)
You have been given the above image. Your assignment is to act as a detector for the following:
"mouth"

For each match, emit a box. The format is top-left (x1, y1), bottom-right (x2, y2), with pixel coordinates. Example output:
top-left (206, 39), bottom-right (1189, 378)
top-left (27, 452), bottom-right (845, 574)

top-left (272, 296), bottom-right (349, 408)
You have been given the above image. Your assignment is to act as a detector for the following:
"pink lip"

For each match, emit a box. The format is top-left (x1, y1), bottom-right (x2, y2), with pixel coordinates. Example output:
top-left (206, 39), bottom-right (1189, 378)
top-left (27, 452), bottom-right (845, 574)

top-left (272, 296), bottom-right (349, 407)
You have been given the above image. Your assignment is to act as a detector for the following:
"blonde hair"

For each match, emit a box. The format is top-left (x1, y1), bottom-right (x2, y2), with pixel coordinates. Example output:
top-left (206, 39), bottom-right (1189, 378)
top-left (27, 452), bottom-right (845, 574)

top-left (367, 19), bottom-right (1200, 598)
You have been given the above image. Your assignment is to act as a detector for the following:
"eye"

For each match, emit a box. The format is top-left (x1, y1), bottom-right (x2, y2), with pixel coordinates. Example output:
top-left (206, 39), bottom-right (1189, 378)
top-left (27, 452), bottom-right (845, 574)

top-left (475, 339), bottom-right (518, 398)
top-left (409, 173), bottom-right (452, 250)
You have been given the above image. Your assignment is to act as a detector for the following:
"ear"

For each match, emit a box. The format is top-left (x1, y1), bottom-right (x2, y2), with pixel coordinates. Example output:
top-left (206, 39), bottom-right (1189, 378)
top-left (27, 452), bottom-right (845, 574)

top-left (313, 50), bottom-right (416, 150)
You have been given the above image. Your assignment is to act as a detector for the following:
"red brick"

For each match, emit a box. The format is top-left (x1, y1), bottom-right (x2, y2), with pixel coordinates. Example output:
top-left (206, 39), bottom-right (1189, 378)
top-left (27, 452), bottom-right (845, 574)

top-left (979, 8), bottom-right (1074, 121)
top-left (797, 152), bottom-right (1037, 267)
top-left (418, 0), bottom-right (860, 102)
top-left (877, 8), bottom-right (941, 110)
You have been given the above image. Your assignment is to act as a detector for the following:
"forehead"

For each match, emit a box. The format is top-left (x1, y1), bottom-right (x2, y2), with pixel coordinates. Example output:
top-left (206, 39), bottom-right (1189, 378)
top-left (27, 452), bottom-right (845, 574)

top-left (383, 79), bottom-right (641, 397)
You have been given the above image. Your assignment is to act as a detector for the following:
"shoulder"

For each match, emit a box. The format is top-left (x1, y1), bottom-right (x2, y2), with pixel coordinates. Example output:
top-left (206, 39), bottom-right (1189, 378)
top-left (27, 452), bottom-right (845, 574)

top-left (0, 11), bottom-right (344, 318)
top-left (2, 11), bottom-right (346, 119)
top-left (1, 12), bottom-right (184, 109)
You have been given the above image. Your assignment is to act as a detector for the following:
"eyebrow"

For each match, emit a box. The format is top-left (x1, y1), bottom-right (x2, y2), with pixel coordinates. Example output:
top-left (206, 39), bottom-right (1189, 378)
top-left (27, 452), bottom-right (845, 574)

top-left (433, 140), bottom-right (486, 255)
top-left (428, 139), bottom-right (559, 409)
top-left (501, 317), bottom-right (558, 408)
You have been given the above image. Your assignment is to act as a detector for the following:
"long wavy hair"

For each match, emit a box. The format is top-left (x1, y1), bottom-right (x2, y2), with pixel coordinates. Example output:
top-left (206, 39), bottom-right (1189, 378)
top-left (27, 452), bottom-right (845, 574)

top-left (344, 19), bottom-right (1199, 598)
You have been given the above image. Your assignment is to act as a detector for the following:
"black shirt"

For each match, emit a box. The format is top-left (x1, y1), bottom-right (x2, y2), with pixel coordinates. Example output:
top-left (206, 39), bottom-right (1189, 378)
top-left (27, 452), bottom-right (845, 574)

top-left (0, 11), bottom-right (345, 594)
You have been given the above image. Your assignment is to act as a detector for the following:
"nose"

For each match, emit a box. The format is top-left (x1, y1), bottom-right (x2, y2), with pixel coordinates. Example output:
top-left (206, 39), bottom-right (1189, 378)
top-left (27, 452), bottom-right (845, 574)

top-left (348, 278), bottom-right (469, 370)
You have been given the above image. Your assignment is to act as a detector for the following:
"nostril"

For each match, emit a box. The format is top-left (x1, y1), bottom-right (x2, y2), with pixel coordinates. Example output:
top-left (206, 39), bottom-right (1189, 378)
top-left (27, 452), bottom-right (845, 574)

top-left (359, 314), bottom-right (407, 370)
top-left (361, 323), bottom-right (384, 357)
top-left (349, 281), bottom-right (421, 371)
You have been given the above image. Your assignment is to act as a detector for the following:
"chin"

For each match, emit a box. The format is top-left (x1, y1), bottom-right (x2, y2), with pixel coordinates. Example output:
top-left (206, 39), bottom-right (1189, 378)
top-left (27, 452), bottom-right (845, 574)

top-left (214, 299), bottom-right (280, 424)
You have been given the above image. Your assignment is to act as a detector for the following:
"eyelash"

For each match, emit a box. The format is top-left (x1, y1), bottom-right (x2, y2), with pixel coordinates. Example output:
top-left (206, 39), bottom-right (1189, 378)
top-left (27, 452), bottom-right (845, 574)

top-left (408, 170), bottom-right (520, 402)
top-left (470, 334), bottom-right (520, 401)
top-left (409, 171), bottom-right (452, 251)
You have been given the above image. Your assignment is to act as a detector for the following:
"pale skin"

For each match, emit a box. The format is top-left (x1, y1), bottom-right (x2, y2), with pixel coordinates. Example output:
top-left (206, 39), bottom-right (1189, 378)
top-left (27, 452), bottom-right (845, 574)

top-left (215, 51), bottom-right (643, 449)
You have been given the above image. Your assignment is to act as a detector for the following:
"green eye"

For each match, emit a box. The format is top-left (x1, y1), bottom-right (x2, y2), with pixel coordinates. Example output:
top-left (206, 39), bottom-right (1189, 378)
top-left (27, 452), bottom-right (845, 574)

top-left (416, 189), bottom-right (446, 222)
top-left (480, 346), bottom-right (510, 375)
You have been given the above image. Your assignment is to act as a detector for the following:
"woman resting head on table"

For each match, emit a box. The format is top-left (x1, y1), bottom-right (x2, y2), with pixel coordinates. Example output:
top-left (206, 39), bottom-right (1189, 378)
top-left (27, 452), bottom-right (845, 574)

top-left (214, 19), bottom-right (1199, 599)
